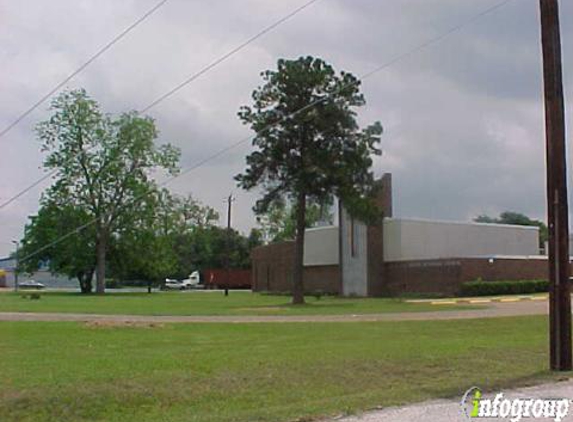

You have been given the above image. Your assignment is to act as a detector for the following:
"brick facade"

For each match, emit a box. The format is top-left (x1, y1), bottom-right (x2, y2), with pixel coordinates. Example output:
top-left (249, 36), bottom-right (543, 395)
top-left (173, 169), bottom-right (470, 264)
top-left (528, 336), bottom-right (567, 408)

top-left (251, 241), bottom-right (340, 294)
top-left (385, 257), bottom-right (559, 296)
top-left (367, 174), bottom-right (392, 296)
top-left (252, 241), bottom-right (295, 292)
top-left (252, 249), bottom-right (556, 296)
top-left (250, 173), bottom-right (551, 297)
top-left (384, 259), bottom-right (462, 296)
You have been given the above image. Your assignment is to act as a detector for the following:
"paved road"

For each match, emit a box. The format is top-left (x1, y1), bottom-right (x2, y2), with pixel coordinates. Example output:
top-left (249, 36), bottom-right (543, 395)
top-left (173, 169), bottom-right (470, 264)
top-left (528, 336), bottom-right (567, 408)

top-left (326, 380), bottom-right (573, 422)
top-left (0, 300), bottom-right (550, 323)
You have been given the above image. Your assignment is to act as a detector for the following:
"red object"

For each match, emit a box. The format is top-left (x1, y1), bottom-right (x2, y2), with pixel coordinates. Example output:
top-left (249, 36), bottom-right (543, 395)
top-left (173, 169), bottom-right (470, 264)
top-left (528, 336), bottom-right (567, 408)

top-left (203, 269), bottom-right (252, 289)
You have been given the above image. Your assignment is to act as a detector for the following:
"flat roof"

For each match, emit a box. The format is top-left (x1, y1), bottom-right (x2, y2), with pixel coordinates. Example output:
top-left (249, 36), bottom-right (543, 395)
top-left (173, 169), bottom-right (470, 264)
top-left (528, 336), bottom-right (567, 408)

top-left (384, 217), bottom-right (540, 231)
top-left (305, 225), bottom-right (337, 233)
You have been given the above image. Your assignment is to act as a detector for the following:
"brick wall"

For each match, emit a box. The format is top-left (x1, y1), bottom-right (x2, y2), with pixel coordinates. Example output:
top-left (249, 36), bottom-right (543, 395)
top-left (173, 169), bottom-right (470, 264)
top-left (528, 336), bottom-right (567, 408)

top-left (367, 174), bottom-right (392, 296)
top-left (385, 259), bottom-right (463, 296)
top-left (304, 265), bottom-right (340, 294)
top-left (252, 248), bottom-right (562, 296)
top-left (252, 241), bottom-right (295, 292)
top-left (460, 258), bottom-right (551, 282)
top-left (251, 241), bottom-right (340, 294)
top-left (384, 257), bottom-right (565, 296)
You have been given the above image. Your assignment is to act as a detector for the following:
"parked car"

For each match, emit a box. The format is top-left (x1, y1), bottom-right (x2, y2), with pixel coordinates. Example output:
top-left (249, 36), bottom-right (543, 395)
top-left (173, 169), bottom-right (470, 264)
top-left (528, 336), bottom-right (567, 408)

top-left (19, 280), bottom-right (45, 289)
top-left (163, 278), bottom-right (185, 290)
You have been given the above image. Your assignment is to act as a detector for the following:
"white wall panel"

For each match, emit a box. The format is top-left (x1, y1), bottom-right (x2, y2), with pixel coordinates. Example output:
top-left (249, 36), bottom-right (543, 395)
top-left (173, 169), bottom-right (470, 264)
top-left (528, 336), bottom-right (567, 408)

top-left (303, 226), bottom-right (339, 266)
top-left (383, 218), bottom-right (539, 261)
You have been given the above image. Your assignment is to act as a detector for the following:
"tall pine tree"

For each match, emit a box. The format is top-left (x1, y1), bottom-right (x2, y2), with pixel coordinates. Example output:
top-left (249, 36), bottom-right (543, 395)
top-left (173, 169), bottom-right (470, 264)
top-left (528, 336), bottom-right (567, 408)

top-left (236, 57), bottom-right (383, 304)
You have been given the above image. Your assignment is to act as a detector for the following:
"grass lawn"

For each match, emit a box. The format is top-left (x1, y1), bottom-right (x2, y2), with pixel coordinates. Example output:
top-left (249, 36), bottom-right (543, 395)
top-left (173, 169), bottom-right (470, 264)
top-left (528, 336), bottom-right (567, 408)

top-left (0, 316), bottom-right (565, 422)
top-left (0, 291), bottom-right (475, 316)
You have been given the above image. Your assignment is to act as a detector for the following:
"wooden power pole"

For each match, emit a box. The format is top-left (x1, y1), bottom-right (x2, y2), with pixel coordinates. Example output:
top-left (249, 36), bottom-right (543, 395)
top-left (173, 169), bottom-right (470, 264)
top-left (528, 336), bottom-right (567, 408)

top-left (540, 0), bottom-right (572, 371)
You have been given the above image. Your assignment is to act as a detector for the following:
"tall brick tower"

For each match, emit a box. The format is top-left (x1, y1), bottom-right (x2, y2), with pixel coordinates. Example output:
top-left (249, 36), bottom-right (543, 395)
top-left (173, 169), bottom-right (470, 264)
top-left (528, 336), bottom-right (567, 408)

top-left (339, 173), bottom-right (393, 296)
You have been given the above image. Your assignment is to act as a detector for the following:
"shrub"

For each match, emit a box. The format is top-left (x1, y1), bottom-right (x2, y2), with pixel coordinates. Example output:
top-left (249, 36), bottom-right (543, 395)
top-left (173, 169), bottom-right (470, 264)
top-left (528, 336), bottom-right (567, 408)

top-left (460, 279), bottom-right (549, 297)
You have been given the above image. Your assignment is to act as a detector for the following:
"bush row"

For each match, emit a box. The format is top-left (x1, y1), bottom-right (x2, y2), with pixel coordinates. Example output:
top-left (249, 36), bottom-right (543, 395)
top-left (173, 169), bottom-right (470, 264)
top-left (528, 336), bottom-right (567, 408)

top-left (460, 279), bottom-right (549, 297)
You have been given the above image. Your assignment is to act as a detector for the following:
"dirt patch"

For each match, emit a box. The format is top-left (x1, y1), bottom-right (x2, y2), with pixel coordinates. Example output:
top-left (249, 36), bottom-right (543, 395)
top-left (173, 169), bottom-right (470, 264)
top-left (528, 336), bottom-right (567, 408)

top-left (83, 320), bottom-right (165, 329)
top-left (237, 307), bottom-right (284, 312)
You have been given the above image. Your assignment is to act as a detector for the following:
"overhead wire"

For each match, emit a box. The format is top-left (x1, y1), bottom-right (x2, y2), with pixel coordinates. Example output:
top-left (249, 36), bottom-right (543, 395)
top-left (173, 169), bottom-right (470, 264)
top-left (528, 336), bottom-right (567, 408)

top-left (0, 0), bottom-right (322, 211)
top-left (16, 0), bottom-right (515, 263)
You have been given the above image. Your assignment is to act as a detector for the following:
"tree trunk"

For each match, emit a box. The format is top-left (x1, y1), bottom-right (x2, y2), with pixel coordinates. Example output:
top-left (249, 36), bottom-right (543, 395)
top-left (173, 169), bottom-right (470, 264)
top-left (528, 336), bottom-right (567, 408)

top-left (95, 230), bottom-right (107, 294)
top-left (292, 191), bottom-right (306, 305)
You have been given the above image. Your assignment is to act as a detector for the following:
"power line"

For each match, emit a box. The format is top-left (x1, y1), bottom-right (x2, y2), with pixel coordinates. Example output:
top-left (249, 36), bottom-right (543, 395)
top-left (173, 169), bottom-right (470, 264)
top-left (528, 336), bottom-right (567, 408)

top-left (17, 0), bottom-right (513, 264)
top-left (0, 0), bottom-right (322, 212)
top-left (360, 0), bottom-right (514, 80)
top-left (159, 0), bottom-right (515, 189)
top-left (0, 0), bottom-right (170, 210)
top-left (0, 170), bottom-right (56, 211)
top-left (139, 0), bottom-right (322, 114)
top-left (0, 0), bottom-right (170, 142)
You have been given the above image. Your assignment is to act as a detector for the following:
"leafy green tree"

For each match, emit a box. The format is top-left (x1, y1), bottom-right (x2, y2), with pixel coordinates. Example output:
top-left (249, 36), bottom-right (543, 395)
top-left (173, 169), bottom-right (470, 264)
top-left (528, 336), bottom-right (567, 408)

top-left (182, 226), bottom-right (255, 271)
top-left (175, 194), bottom-right (220, 229)
top-left (151, 192), bottom-right (220, 279)
top-left (36, 89), bottom-right (180, 293)
top-left (474, 211), bottom-right (548, 247)
top-left (247, 228), bottom-right (264, 250)
top-left (160, 225), bottom-right (255, 280)
top-left (109, 191), bottom-right (220, 283)
top-left (108, 227), bottom-right (178, 285)
top-left (236, 56), bottom-right (382, 304)
top-left (474, 215), bottom-right (497, 224)
top-left (19, 187), bottom-right (219, 290)
top-left (19, 202), bottom-right (96, 293)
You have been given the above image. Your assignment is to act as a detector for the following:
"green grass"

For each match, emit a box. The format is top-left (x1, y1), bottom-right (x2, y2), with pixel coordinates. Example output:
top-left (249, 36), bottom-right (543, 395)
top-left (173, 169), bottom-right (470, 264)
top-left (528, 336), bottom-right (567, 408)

top-left (0, 316), bottom-right (565, 422)
top-left (0, 291), bottom-right (474, 316)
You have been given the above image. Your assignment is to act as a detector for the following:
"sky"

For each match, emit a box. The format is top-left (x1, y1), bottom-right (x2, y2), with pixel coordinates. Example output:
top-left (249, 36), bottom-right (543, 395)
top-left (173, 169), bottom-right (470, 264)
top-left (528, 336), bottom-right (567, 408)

top-left (0, 0), bottom-right (572, 257)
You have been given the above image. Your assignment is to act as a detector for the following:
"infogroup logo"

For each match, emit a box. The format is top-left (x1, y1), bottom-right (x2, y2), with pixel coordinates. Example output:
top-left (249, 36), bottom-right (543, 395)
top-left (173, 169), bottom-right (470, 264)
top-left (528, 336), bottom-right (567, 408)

top-left (461, 387), bottom-right (570, 422)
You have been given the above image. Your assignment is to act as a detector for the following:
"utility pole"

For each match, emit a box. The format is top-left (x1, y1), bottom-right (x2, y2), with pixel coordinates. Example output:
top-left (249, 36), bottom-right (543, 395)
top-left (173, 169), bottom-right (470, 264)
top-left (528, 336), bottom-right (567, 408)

top-left (11, 240), bottom-right (19, 292)
top-left (540, 0), bottom-right (571, 371)
top-left (224, 194), bottom-right (235, 297)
